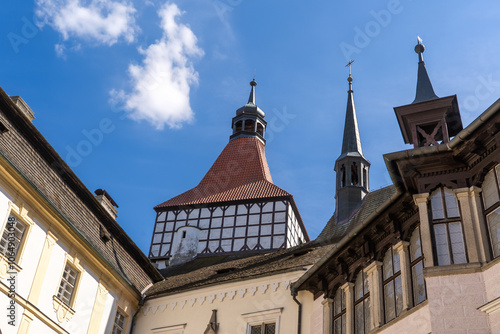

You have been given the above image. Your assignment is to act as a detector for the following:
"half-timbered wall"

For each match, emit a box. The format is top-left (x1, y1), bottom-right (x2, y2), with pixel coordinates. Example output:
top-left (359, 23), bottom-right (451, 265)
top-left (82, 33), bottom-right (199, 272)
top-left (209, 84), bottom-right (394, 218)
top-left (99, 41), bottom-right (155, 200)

top-left (149, 199), bottom-right (307, 267)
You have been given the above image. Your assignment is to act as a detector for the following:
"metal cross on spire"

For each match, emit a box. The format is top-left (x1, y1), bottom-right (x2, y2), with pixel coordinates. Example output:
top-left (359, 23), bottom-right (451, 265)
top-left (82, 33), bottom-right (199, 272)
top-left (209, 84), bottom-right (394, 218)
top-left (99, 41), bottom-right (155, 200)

top-left (345, 59), bottom-right (354, 76)
top-left (346, 59), bottom-right (354, 90)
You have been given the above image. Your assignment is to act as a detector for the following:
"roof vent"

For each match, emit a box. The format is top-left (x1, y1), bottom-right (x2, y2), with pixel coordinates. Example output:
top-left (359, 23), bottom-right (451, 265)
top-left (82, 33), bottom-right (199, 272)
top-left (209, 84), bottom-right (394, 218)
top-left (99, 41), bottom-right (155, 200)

top-left (94, 189), bottom-right (118, 220)
top-left (10, 96), bottom-right (35, 122)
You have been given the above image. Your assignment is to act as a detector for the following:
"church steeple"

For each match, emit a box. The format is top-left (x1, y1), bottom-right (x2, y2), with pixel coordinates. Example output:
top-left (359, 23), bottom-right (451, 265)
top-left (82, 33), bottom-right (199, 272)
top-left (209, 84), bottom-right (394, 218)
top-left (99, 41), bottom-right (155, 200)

top-left (230, 79), bottom-right (267, 143)
top-left (334, 61), bottom-right (370, 223)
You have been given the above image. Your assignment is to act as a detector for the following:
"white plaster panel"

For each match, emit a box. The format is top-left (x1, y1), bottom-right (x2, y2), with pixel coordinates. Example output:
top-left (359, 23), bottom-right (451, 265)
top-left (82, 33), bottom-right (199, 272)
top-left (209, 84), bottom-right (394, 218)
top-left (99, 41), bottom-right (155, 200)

top-left (235, 227), bottom-right (246, 237)
top-left (275, 201), bottom-right (286, 211)
top-left (225, 205), bottom-right (235, 216)
top-left (274, 212), bottom-right (286, 223)
top-left (0, 186), bottom-right (13, 229)
top-left (212, 217), bottom-right (222, 228)
top-left (262, 213), bottom-right (272, 224)
top-left (248, 215), bottom-right (259, 225)
top-left (157, 212), bottom-right (166, 222)
top-left (262, 202), bottom-right (274, 213)
top-left (273, 236), bottom-right (285, 248)
top-left (210, 229), bottom-right (221, 239)
top-left (274, 224), bottom-right (285, 234)
top-left (189, 209), bottom-right (199, 219)
top-left (103, 291), bottom-right (119, 334)
top-left (249, 204), bottom-right (260, 214)
top-left (247, 237), bottom-right (258, 249)
top-left (223, 216), bottom-right (235, 227)
top-left (236, 216), bottom-right (247, 226)
top-left (209, 241), bottom-right (219, 252)
top-left (200, 208), bottom-right (211, 218)
top-left (237, 205), bottom-right (247, 215)
top-left (150, 244), bottom-right (160, 257)
top-left (155, 223), bottom-right (165, 233)
top-left (15, 219), bottom-right (46, 298)
top-left (177, 211), bottom-right (187, 220)
top-left (261, 237), bottom-right (271, 249)
top-left (37, 241), bottom-right (67, 324)
top-left (62, 267), bottom-right (99, 334)
top-left (200, 219), bottom-right (210, 229)
top-left (98, 291), bottom-right (116, 334)
top-left (213, 208), bottom-right (223, 217)
top-left (222, 228), bottom-right (233, 238)
top-left (221, 239), bottom-right (232, 252)
top-left (233, 239), bottom-right (244, 251)
top-left (248, 226), bottom-right (259, 236)
top-left (261, 225), bottom-right (272, 235)
top-left (165, 222), bottom-right (174, 232)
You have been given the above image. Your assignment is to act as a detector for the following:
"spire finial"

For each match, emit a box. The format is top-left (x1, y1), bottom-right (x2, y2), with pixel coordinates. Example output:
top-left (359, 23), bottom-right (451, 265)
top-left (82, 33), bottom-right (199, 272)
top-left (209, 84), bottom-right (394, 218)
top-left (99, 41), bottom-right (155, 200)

top-left (412, 36), bottom-right (439, 103)
top-left (346, 59), bottom-right (354, 91)
top-left (415, 36), bottom-right (425, 62)
top-left (248, 78), bottom-right (257, 104)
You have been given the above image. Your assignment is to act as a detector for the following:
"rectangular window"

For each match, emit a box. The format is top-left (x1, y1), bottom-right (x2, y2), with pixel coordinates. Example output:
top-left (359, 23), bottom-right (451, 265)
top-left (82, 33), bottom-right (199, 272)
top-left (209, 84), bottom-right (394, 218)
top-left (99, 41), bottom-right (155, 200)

top-left (487, 208), bottom-right (500, 257)
top-left (0, 215), bottom-right (27, 262)
top-left (410, 227), bottom-right (426, 305)
top-left (57, 264), bottom-right (79, 306)
top-left (112, 310), bottom-right (126, 334)
top-left (250, 323), bottom-right (275, 334)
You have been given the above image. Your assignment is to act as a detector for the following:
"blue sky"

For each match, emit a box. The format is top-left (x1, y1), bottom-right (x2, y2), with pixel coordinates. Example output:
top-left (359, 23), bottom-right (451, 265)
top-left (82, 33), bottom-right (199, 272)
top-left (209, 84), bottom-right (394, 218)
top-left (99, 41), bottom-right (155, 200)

top-left (2, 1), bottom-right (500, 254)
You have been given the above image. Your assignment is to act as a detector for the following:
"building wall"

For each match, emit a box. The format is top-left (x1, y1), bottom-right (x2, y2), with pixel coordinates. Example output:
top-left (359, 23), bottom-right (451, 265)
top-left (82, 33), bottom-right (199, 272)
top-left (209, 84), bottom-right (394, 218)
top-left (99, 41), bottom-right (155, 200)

top-left (134, 270), bottom-right (312, 334)
top-left (0, 168), bottom-right (140, 333)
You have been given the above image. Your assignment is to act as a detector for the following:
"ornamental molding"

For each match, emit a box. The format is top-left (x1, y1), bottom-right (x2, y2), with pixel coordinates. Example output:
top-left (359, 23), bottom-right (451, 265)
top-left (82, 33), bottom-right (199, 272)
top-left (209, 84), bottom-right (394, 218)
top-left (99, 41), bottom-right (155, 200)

top-left (53, 296), bottom-right (75, 323)
top-left (143, 279), bottom-right (291, 316)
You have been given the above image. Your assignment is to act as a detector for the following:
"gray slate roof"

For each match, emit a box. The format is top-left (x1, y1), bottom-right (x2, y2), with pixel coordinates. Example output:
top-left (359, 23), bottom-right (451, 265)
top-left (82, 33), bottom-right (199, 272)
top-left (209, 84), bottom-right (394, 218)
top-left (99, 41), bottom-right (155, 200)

top-left (316, 185), bottom-right (397, 243)
top-left (146, 242), bottom-right (334, 298)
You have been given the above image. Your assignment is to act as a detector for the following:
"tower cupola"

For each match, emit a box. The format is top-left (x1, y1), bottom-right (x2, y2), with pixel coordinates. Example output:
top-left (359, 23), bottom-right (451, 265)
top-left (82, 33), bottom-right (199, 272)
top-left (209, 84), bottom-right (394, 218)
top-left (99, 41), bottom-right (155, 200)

top-left (334, 61), bottom-right (370, 223)
top-left (230, 79), bottom-right (267, 143)
top-left (394, 37), bottom-right (463, 148)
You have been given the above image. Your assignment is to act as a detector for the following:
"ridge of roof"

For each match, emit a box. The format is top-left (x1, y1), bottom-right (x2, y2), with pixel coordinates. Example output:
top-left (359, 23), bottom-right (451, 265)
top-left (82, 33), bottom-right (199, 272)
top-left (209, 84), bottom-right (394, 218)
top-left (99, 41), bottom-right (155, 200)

top-left (155, 137), bottom-right (289, 209)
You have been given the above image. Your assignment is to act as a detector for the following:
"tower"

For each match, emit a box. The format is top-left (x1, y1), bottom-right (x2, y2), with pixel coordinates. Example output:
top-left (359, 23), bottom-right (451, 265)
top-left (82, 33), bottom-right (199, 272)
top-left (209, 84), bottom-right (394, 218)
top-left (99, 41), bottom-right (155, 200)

top-left (394, 37), bottom-right (463, 148)
top-left (149, 80), bottom-right (309, 269)
top-left (334, 61), bottom-right (370, 223)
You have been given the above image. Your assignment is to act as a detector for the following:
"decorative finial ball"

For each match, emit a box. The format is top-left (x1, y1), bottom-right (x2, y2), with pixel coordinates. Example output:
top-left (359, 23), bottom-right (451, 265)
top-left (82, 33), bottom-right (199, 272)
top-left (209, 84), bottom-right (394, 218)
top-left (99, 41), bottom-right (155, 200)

top-left (347, 76), bottom-right (353, 82)
top-left (250, 79), bottom-right (257, 87)
top-left (415, 43), bottom-right (425, 54)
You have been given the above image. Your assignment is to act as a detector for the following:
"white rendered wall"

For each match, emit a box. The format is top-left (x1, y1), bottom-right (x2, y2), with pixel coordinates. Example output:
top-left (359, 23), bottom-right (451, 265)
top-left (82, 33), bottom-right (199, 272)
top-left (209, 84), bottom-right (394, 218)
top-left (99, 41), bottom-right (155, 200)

top-left (100, 289), bottom-right (118, 334)
top-left (62, 265), bottom-right (99, 334)
top-left (134, 271), bottom-right (312, 334)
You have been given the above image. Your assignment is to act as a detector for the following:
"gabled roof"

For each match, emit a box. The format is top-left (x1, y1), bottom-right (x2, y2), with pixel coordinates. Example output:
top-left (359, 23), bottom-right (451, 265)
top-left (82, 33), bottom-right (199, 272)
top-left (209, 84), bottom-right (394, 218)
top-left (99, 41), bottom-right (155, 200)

top-left (155, 137), bottom-right (291, 209)
top-left (145, 241), bottom-right (334, 298)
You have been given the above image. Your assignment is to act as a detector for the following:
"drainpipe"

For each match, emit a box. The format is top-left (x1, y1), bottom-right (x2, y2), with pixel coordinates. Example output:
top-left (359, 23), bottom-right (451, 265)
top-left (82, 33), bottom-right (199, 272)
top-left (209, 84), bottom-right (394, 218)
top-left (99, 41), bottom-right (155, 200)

top-left (129, 295), bottom-right (145, 334)
top-left (291, 287), bottom-right (302, 334)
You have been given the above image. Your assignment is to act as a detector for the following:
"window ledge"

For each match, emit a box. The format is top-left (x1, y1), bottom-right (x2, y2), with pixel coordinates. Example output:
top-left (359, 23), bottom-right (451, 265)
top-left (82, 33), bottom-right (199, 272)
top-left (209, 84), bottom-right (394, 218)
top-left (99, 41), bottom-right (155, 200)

top-left (423, 262), bottom-right (481, 277)
top-left (479, 296), bottom-right (500, 314)
top-left (53, 295), bottom-right (75, 323)
top-left (0, 254), bottom-right (22, 279)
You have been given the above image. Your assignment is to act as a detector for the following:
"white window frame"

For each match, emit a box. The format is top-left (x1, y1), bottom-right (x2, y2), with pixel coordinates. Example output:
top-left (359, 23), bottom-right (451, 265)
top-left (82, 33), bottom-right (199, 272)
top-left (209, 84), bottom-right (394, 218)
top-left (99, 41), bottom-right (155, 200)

top-left (242, 308), bottom-right (282, 334)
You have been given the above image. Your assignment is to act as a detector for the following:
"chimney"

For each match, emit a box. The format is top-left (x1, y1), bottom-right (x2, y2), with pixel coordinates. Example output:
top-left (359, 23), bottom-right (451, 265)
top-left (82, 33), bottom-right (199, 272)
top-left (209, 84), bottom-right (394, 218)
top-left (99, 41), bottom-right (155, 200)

top-left (94, 189), bottom-right (118, 220)
top-left (10, 96), bottom-right (35, 122)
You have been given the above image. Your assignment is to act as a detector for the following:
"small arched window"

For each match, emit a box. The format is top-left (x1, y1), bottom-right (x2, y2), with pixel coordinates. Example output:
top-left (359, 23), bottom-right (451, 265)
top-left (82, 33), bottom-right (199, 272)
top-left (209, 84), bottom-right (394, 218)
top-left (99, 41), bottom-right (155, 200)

top-left (234, 121), bottom-right (243, 132)
top-left (256, 123), bottom-right (264, 136)
top-left (244, 119), bottom-right (255, 132)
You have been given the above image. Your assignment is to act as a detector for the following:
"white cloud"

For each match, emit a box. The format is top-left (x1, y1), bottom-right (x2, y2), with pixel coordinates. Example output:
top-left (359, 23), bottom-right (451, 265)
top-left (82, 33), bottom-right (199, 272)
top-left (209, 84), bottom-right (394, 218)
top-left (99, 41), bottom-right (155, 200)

top-left (35, 0), bottom-right (137, 45)
top-left (110, 3), bottom-right (203, 129)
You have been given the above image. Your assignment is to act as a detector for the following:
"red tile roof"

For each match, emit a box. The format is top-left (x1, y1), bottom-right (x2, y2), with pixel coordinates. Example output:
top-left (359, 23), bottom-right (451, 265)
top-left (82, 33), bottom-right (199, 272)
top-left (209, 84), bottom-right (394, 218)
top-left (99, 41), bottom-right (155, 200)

top-left (155, 137), bottom-right (291, 208)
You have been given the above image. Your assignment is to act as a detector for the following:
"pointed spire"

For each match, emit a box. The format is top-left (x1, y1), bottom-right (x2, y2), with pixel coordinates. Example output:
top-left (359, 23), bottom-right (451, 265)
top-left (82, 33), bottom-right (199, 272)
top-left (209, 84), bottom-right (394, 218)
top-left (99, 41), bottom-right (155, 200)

top-left (413, 37), bottom-right (439, 104)
top-left (340, 60), bottom-right (363, 157)
top-left (248, 78), bottom-right (257, 104)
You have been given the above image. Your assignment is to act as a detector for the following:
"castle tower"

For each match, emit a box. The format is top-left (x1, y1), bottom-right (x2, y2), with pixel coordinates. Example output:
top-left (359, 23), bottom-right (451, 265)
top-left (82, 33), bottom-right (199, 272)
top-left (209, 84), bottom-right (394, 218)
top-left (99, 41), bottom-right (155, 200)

top-left (394, 37), bottom-right (463, 148)
top-left (334, 62), bottom-right (370, 223)
top-left (149, 80), bottom-right (309, 268)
